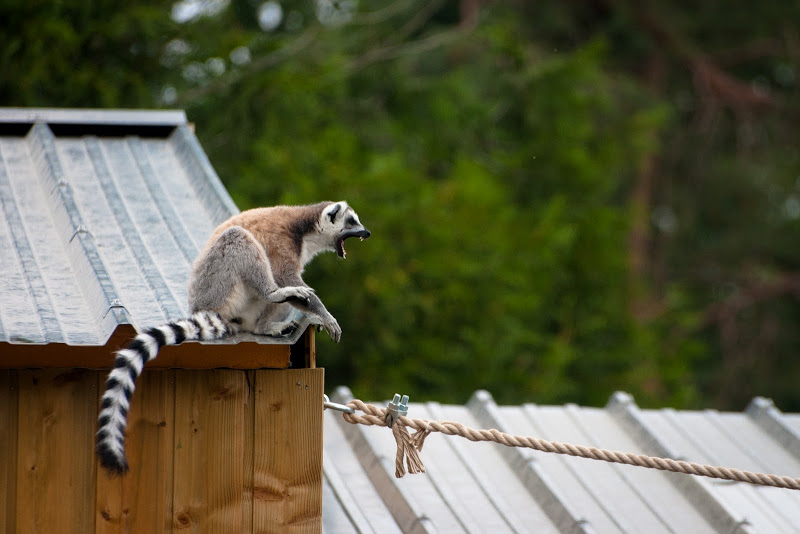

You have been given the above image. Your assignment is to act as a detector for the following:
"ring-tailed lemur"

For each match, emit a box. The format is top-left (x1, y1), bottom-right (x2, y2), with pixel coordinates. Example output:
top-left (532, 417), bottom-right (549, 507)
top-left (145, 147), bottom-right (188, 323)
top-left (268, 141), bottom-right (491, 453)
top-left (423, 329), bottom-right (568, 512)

top-left (96, 201), bottom-right (370, 475)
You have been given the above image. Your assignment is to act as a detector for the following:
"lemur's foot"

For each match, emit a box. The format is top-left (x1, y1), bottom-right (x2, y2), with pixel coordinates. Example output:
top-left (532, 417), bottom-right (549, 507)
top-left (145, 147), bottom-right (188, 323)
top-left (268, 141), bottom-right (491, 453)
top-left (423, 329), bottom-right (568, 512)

top-left (255, 320), bottom-right (300, 338)
top-left (267, 286), bottom-right (315, 304)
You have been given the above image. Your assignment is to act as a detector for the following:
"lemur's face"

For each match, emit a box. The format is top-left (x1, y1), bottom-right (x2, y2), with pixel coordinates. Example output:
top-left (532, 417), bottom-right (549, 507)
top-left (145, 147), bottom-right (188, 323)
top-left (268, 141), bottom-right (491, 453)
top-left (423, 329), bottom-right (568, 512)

top-left (320, 201), bottom-right (370, 259)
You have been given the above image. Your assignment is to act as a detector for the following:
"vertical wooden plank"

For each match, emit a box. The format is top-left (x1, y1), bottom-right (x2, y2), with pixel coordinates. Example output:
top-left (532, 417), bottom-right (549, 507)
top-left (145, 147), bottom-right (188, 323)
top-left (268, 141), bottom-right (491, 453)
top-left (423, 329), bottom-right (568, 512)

top-left (16, 369), bottom-right (98, 533)
top-left (242, 370), bottom-right (255, 534)
top-left (96, 370), bottom-right (175, 534)
top-left (305, 328), bottom-right (316, 369)
top-left (253, 368), bottom-right (324, 533)
top-left (172, 370), bottom-right (247, 533)
top-left (0, 370), bottom-right (19, 534)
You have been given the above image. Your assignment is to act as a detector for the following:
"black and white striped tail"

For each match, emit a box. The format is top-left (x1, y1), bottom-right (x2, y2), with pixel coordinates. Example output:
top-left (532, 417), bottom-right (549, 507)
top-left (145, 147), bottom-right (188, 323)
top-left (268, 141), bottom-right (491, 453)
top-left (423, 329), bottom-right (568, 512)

top-left (96, 310), bottom-right (236, 476)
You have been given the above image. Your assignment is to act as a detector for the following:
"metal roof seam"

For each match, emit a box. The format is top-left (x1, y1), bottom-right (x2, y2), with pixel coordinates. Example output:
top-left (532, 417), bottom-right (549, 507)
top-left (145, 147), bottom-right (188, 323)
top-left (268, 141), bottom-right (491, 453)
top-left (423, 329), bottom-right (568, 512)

top-left (424, 401), bottom-right (531, 533)
top-left (466, 391), bottom-right (596, 534)
top-left (170, 126), bottom-right (239, 225)
top-left (409, 403), bottom-right (490, 533)
top-left (747, 397), bottom-right (800, 462)
top-left (125, 137), bottom-right (199, 263)
top-left (0, 143), bottom-right (59, 342)
top-left (703, 409), bottom-right (775, 473)
top-left (322, 408), bottom-right (405, 534)
top-left (521, 403), bottom-right (626, 533)
top-left (693, 409), bottom-right (799, 533)
top-left (84, 137), bottom-right (184, 324)
top-left (321, 450), bottom-right (376, 533)
top-left (28, 123), bottom-right (131, 336)
top-left (606, 393), bottom-right (757, 534)
top-left (559, 403), bottom-right (674, 533)
top-left (661, 408), bottom-right (785, 532)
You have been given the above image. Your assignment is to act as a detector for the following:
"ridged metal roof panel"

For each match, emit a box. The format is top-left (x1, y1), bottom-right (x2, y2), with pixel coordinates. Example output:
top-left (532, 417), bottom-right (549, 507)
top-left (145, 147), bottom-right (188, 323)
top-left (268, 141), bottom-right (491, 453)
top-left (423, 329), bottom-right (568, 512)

top-left (322, 389), bottom-right (800, 533)
top-left (0, 108), bottom-right (308, 347)
top-left (323, 408), bottom-right (405, 533)
top-left (0, 132), bottom-right (101, 344)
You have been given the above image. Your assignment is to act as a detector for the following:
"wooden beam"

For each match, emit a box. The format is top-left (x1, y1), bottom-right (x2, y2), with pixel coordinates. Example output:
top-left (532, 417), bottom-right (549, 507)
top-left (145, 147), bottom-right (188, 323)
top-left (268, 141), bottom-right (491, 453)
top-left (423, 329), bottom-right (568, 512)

top-left (0, 325), bottom-right (291, 370)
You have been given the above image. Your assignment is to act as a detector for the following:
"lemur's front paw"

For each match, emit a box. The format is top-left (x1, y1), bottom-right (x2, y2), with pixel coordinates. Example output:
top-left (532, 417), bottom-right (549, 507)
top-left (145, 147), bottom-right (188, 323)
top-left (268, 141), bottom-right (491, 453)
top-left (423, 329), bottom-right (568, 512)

top-left (267, 286), bottom-right (315, 304)
top-left (320, 315), bottom-right (341, 343)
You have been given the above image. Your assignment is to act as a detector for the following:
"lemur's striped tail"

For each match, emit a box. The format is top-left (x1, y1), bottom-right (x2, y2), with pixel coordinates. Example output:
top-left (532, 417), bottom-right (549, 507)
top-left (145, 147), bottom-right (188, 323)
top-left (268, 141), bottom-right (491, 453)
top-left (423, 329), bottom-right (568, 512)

top-left (96, 310), bottom-right (237, 476)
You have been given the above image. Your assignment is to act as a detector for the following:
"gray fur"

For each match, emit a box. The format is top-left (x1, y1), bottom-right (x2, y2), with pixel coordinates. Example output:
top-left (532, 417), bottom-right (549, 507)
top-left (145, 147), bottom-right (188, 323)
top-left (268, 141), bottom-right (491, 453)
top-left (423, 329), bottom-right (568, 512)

top-left (187, 226), bottom-right (314, 334)
top-left (188, 200), bottom-right (370, 341)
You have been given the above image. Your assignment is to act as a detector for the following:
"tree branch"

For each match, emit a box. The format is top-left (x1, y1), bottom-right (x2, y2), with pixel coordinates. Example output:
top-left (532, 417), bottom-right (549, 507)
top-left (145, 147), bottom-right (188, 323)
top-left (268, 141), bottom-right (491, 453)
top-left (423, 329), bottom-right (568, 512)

top-left (177, 26), bottom-right (321, 104)
top-left (350, 0), bottom-right (415, 25)
top-left (345, 0), bottom-right (453, 72)
top-left (699, 273), bottom-right (800, 329)
top-left (712, 38), bottom-right (787, 66)
top-left (630, 4), bottom-right (772, 113)
top-left (345, 25), bottom-right (472, 73)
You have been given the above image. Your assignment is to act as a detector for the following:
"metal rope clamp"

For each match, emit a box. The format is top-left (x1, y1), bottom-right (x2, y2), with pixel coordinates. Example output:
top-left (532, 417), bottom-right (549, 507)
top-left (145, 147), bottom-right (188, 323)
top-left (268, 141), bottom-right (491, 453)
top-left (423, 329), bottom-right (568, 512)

top-left (385, 393), bottom-right (409, 428)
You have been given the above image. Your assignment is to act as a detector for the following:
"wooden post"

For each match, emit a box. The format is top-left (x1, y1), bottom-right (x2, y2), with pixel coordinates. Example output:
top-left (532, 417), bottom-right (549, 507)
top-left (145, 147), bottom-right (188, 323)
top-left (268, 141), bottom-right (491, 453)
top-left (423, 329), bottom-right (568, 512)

top-left (289, 327), bottom-right (316, 369)
top-left (305, 328), bottom-right (316, 369)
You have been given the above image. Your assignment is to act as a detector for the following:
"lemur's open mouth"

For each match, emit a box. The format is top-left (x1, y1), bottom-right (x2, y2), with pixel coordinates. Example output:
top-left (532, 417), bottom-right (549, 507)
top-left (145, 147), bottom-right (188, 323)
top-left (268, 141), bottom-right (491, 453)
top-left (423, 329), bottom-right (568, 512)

top-left (337, 229), bottom-right (371, 259)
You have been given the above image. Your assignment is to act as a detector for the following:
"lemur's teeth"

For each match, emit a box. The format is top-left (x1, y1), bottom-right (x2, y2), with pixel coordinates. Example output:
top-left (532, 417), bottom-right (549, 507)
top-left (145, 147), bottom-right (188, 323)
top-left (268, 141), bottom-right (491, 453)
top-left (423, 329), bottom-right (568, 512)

top-left (360, 237), bottom-right (364, 241)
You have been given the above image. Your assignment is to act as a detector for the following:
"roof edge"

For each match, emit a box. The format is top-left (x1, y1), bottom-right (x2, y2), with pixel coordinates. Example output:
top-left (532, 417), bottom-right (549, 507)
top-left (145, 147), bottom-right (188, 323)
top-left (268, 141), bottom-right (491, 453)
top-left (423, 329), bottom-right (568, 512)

top-left (0, 323), bottom-right (293, 369)
top-left (0, 107), bottom-right (188, 127)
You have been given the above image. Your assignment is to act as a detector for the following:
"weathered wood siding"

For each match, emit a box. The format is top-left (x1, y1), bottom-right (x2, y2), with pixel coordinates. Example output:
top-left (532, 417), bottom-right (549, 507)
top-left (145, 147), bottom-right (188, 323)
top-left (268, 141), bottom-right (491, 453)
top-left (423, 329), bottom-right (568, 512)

top-left (0, 368), bottom-right (323, 534)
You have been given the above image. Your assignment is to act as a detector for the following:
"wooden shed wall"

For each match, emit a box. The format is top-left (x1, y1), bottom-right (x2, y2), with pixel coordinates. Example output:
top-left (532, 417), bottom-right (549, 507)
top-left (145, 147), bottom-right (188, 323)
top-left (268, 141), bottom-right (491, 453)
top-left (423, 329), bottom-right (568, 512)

top-left (0, 367), bottom-right (323, 534)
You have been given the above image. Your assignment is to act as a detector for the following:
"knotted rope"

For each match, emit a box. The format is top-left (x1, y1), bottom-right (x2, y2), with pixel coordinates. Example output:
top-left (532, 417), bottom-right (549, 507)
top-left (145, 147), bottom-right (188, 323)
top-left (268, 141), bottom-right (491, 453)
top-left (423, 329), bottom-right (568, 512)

top-left (341, 399), bottom-right (800, 490)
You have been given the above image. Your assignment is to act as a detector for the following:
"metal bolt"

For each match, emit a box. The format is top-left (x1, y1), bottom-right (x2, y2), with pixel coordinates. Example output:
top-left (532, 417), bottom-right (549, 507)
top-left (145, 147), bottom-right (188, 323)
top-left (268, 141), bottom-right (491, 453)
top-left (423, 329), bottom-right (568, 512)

top-left (386, 393), bottom-right (409, 427)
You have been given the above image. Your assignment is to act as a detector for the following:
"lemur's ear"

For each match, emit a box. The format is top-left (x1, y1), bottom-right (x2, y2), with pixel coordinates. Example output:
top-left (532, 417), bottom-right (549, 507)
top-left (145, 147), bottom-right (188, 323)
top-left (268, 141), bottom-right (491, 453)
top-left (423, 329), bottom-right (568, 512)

top-left (326, 203), bottom-right (342, 223)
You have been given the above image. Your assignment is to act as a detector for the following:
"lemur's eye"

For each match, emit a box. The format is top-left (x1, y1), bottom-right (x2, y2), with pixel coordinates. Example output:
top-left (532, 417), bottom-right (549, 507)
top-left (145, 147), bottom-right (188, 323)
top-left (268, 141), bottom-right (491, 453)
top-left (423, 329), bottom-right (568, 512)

top-left (346, 216), bottom-right (357, 226)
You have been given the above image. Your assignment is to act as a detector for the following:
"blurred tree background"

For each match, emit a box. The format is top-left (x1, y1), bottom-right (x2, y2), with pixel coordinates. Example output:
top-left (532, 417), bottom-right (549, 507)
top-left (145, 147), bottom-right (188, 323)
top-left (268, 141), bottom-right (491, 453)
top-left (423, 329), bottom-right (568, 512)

top-left (3, 0), bottom-right (798, 410)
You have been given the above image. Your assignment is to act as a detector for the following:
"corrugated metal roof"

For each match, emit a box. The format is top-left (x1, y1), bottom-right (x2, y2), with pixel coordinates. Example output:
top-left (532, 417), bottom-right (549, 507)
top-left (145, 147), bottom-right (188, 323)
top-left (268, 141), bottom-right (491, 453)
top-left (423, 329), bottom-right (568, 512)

top-left (322, 389), bottom-right (800, 533)
top-left (0, 108), bottom-right (306, 346)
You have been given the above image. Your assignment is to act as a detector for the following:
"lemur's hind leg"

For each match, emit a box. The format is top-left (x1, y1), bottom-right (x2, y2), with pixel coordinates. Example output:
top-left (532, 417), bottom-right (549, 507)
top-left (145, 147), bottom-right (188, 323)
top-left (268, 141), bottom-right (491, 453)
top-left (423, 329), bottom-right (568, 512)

top-left (252, 303), bottom-right (300, 337)
top-left (188, 226), bottom-right (312, 316)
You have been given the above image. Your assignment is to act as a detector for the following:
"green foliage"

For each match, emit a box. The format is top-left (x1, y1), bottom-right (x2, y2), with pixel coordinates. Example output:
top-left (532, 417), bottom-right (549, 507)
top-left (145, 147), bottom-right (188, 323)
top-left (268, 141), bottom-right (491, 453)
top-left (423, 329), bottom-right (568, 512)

top-left (182, 11), bottom-right (678, 406)
top-left (0, 0), bottom-right (175, 107)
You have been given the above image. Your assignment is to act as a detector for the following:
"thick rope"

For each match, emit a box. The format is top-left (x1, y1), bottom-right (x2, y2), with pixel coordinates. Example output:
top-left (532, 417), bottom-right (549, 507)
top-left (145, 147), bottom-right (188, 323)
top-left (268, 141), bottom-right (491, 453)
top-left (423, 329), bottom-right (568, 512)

top-left (341, 399), bottom-right (800, 490)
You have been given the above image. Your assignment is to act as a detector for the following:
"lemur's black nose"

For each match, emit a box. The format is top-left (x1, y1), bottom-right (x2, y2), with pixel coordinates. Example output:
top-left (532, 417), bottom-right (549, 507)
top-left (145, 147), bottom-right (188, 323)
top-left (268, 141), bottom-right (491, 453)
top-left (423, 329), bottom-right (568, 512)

top-left (363, 229), bottom-right (371, 239)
